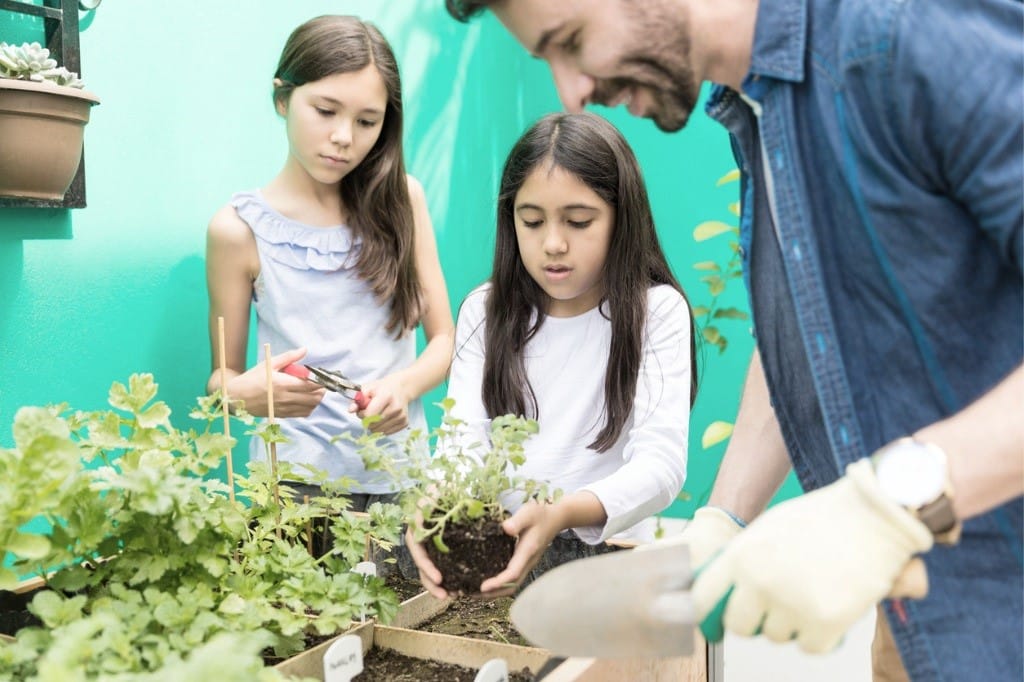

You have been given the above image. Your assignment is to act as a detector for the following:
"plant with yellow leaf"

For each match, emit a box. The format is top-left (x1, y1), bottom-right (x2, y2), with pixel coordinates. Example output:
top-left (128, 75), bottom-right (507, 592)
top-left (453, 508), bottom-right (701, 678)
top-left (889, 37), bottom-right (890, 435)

top-left (690, 169), bottom-right (748, 357)
top-left (691, 169), bottom-right (749, 452)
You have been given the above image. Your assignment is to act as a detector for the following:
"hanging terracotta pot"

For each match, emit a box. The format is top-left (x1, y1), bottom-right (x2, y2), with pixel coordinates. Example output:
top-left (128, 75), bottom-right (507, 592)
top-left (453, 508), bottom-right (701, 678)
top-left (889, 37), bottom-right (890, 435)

top-left (0, 78), bottom-right (100, 201)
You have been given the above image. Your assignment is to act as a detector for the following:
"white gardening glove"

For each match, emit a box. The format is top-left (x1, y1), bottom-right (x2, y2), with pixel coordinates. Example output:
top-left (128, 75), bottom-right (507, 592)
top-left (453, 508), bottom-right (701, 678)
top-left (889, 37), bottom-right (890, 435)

top-left (639, 506), bottom-right (744, 567)
top-left (693, 459), bottom-right (933, 654)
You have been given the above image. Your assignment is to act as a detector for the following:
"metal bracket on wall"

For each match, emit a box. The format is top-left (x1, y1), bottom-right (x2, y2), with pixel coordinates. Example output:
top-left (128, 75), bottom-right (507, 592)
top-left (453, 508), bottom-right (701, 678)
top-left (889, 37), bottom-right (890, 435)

top-left (0, 0), bottom-right (87, 209)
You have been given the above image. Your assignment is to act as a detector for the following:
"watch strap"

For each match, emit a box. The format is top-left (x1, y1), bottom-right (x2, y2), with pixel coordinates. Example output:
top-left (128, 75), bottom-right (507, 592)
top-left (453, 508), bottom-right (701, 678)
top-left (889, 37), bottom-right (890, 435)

top-left (917, 488), bottom-right (961, 545)
top-left (877, 438), bottom-right (962, 546)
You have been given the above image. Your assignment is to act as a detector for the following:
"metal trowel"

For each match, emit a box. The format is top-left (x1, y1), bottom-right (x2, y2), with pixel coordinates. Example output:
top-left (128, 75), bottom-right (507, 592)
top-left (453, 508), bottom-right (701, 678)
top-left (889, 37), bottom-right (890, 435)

top-left (509, 542), bottom-right (696, 658)
top-left (510, 539), bottom-right (930, 659)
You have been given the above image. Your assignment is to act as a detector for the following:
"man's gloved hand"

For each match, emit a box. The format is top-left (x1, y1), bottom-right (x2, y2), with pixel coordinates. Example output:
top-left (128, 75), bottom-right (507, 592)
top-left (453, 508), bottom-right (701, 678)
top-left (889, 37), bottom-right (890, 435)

top-left (693, 459), bottom-right (933, 654)
top-left (638, 506), bottom-right (744, 567)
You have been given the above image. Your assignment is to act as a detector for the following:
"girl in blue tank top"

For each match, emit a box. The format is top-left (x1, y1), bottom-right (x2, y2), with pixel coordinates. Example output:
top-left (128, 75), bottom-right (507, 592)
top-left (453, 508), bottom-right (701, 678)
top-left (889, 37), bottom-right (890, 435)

top-left (204, 15), bottom-right (454, 500)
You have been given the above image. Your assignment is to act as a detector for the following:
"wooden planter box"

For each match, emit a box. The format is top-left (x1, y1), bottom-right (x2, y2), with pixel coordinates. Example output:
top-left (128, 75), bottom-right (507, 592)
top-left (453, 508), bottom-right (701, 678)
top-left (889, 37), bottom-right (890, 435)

top-left (389, 591), bottom-right (451, 630)
top-left (539, 634), bottom-right (711, 682)
top-left (0, 574), bottom-right (46, 643)
top-left (393, 592), bottom-right (716, 682)
top-left (276, 621), bottom-right (550, 680)
top-left (276, 590), bottom-right (714, 681)
top-left (2, 576), bottom-right (720, 681)
top-left (272, 590), bottom-right (447, 678)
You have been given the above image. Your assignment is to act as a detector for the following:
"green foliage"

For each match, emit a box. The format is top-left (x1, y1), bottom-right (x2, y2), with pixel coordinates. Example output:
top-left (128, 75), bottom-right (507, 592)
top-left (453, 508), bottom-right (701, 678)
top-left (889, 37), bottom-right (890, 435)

top-left (690, 170), bottom-right (750, 465)
top-left (0, 374), bottom-right (401, 679)
top-left (691, 170), bottom-right (749, 356)
top-left (355, 398), bottom-right (554, 553)
top-left (0, 42), bottom-right (84, 88)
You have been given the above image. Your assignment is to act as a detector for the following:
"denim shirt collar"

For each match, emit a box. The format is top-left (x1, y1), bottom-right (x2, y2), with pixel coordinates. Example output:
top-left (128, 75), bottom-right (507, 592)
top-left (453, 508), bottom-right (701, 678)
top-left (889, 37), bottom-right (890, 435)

top-left (706, 0), bottom-right (808, 113)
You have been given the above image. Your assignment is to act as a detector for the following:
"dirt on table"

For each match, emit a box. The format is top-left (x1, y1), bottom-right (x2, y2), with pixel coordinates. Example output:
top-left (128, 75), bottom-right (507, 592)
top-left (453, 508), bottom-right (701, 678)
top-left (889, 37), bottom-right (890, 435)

top-left (420, 596), bottom-right (531, 647)
top-left (356, 648), bottom-right (533, 681)
top-left (424, 517), bottom-right (515, 595)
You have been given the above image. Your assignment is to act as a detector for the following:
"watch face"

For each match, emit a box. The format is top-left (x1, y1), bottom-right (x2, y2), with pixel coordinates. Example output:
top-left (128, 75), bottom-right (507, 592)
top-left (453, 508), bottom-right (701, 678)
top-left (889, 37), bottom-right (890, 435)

top-left (874, 440), bottom-right (947, 508)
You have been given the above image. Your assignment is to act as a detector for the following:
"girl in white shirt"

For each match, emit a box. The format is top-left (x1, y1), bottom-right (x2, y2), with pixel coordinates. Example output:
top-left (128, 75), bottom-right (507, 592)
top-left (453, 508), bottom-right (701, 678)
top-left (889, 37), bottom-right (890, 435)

top-left (410, 112), bottom-right (697, 598)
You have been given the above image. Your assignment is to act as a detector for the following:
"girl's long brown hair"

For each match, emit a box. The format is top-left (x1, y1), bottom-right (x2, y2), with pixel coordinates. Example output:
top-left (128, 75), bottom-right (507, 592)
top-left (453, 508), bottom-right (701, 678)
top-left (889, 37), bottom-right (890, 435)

top-left (483, 112), bottom-right (697, 452)
top-left (273, 15), bottom-right (422, 336)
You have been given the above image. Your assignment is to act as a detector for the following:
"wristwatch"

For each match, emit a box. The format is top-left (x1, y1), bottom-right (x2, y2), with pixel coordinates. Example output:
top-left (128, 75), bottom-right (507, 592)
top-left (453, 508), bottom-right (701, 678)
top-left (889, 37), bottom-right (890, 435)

top-left (871, 437), bottom-right (962, 545)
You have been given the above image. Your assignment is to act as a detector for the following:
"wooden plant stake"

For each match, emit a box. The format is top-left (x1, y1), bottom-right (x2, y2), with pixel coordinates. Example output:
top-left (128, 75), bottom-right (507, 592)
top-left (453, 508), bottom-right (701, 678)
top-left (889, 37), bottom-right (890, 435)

top-left (349, 510), bottom-right (373, 562)
top-left (217, 317), bottom-right (236, 505)
top-left (304, 494), bottom-right (313, 556)
top-left (264, 343), bottom-right (282, 536)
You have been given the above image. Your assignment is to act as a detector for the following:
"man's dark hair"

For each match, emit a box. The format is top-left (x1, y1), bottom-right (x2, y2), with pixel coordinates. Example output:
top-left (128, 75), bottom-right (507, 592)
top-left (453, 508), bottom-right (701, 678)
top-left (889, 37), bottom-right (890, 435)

top-left (444, 0), bottom-right (496, 22)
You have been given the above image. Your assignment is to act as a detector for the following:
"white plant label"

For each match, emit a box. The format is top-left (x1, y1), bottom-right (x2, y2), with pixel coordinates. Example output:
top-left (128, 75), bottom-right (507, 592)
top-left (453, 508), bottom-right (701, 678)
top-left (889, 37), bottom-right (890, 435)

top-left (323, 635), bottom-right (362, 682)
top-left (474, 658), bottom-right (509, 682)
top-left (352, 562), bottom-right (376, 621)
top-left (353, 561), bottom-right (377, 578)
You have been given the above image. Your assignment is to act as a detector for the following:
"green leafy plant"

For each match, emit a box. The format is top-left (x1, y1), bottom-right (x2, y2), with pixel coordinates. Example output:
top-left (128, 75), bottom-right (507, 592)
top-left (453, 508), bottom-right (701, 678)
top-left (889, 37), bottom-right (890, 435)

top-left (353, 399), bottom-right (554, 594)
top-left (657, 170), bottom-right (750, 526)
top-left (357, 399), bottom-right (550, 553)
top-left (0, 374), bottom-right (404, 679)
top-left (690, 169), bottom-right (749, 454)
top-left (691, 168), bottom-right (749, 358)
top-left (0, 42), bottom-right (84, 88)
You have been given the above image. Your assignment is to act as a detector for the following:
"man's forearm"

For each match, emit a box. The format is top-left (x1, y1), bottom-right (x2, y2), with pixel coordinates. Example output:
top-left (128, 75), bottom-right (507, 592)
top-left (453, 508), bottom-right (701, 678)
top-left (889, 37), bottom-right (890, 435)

top-left (915, 364), bottom-right (1024, 520)
top-left (708, 348), bottom-right (792, 523)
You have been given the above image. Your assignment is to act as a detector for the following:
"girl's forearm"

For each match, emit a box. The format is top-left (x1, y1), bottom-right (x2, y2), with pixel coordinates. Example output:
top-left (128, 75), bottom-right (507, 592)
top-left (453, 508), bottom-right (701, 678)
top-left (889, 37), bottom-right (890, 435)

top-left (552, 491), bottom-right (608, 532)
top-left (207, 370), bottom-right (232, 396)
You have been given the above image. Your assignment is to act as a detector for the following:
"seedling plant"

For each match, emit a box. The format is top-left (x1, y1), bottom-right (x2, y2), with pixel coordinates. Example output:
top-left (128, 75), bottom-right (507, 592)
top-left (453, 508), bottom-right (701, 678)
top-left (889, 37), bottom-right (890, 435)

top-left (356, 399), bottom-right (555, 594)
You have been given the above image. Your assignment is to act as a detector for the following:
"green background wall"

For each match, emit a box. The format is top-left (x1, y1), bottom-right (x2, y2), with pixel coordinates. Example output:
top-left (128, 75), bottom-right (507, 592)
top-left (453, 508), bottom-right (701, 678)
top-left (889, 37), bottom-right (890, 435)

top-left (0, 0), bottom-right (799, 521)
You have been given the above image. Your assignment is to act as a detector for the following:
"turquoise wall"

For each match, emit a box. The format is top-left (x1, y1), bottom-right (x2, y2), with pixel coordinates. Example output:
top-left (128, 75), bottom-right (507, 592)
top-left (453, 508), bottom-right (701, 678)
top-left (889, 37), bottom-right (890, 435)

top-left (0, 1), bottom-right (799, 520)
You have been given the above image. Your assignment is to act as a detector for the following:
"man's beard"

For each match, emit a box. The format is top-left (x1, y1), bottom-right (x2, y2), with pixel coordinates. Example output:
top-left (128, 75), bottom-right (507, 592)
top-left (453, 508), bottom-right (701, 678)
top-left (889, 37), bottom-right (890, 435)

top-left (591, 63), bottom-right (699, 132)
top-left (602, 1), bottom-right (700, 132)
top-left (635, 59), bottom-right (699, 132)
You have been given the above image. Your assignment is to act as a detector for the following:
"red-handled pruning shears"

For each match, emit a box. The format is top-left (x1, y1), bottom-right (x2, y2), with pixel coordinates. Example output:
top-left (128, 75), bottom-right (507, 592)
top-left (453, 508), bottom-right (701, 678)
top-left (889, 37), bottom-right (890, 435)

top-left (283, 364), bottom-right (370, 411)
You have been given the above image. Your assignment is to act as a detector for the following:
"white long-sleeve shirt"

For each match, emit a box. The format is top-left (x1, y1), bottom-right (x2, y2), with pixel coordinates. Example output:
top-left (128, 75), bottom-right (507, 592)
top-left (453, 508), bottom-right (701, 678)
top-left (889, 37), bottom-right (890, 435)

top-left (446, 284), bottom-right (691, 544)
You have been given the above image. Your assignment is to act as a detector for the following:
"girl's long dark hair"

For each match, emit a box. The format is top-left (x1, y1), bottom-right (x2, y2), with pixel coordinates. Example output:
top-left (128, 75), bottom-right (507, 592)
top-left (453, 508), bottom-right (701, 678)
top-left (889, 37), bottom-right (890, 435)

top-left (484, 112), bottom-right (698, 452)
top-left (273, 15), bottom-right (422, 336)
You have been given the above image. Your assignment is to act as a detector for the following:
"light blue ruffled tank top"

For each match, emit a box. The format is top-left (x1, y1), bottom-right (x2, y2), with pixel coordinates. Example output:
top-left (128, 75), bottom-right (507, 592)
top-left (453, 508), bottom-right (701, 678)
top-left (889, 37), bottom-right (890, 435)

top-left (231, 190), bottom-right (424, 493)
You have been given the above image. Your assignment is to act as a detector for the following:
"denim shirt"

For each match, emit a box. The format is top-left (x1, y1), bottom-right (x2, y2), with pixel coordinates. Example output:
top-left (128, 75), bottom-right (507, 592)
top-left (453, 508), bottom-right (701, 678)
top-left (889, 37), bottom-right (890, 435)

top-left (704, 0), bottom-right (1023, 678)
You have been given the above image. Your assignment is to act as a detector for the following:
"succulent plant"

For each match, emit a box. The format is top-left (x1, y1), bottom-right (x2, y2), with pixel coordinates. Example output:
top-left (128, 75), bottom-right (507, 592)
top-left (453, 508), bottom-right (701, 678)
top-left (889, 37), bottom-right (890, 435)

top-left (0, 41), bottom-right (84, 88)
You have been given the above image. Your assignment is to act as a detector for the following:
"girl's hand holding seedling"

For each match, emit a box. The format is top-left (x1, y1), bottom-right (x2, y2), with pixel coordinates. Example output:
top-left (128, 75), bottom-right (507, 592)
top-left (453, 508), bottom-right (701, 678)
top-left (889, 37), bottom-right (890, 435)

top-left (403, 484), bottom-right (455, 598)
top-left (405, 524), bottom-right (448, 599)
top-left (372, 409), bottom-right (549, 598)
top-left (226, 347), bottom-right (325, 417)
top-left (479, 492), bottom-right (608, 597)
top-left (350, 373), bottom-right (412, 435)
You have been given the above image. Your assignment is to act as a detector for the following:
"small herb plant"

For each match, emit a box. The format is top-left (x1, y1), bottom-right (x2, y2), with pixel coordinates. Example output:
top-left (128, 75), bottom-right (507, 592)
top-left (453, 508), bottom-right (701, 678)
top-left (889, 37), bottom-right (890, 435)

top-left (355, 399), bottom-right (554, 594)
top-left (0, 374), bottom-right (403, 679)
top-left (0, 42), bottom-right (84, 88)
